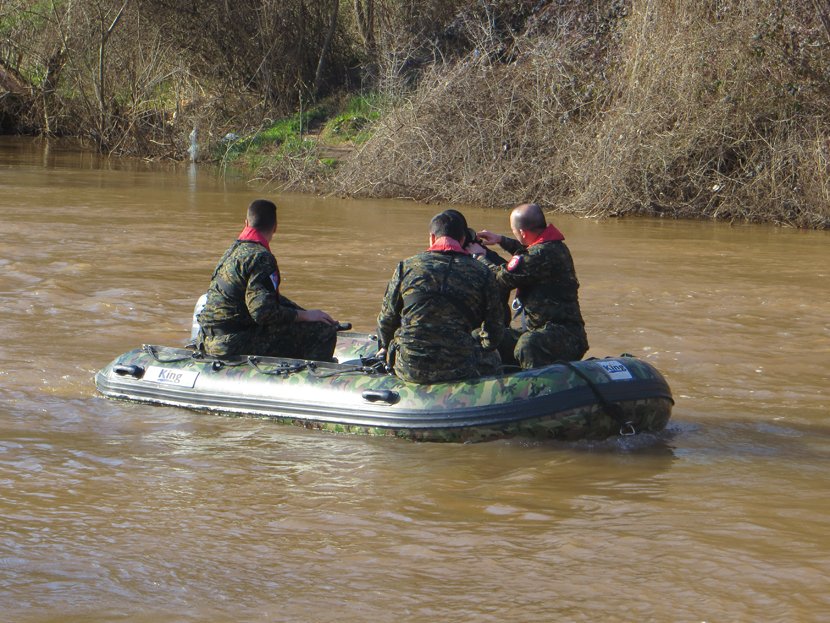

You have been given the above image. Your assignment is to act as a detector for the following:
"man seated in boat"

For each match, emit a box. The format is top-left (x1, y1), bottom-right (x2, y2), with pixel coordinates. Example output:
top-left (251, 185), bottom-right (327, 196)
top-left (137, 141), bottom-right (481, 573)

top-left (197, 199), bottom-right (339, 360)
top-left (376, 211), bottom-right (505, 384)
top-left (466, 202), bottom-right (588, 368)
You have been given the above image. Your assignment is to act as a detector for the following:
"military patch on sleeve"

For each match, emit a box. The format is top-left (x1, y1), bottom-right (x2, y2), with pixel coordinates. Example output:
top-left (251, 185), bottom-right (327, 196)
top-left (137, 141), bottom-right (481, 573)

top-left (507, 255), bottom-right (523, 272)
top-left (269, 272), bottom-right (280, 290)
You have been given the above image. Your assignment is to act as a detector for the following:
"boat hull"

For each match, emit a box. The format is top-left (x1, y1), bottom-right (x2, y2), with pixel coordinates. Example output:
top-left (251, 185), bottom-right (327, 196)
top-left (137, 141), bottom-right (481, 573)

top-left (95, 334), bottom-right (673, 443)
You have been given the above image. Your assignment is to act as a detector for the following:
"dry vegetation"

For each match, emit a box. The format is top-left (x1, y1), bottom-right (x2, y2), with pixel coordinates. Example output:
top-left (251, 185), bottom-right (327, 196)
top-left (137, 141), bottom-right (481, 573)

top-left (334, 0), bottom-right (830, 228)
top-left (1, 0), bottom-right (828, 227)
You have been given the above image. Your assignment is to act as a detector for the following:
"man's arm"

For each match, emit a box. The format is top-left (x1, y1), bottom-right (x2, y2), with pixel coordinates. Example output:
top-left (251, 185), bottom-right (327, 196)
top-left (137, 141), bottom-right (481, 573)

top-left (377, 262), bottom-right (404, 349)
top-left (296, 309), bottom-right (336, 324)
top-left (478, 271), bottom-right (505, 351)
top-left (477, 230), bottom-right (524, 255)
top-left (498, 236), bottom-right (524, 256)
top-left (245, 254), bottom-right (299, 326)
top-left (277, 294), bottom-right (336, 324)
top-left (491, 249), bottom-right (542, 292)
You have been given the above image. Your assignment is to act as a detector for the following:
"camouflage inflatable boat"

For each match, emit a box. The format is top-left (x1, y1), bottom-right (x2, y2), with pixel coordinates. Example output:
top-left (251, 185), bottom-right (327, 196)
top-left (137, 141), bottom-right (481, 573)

top-left (95, 331), bottom-right (674, 443)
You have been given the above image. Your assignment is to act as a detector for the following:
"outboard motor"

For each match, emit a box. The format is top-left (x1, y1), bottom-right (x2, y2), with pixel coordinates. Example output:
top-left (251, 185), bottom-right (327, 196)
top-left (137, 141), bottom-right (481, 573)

top-left (191, 293), bottom-right (207, 340)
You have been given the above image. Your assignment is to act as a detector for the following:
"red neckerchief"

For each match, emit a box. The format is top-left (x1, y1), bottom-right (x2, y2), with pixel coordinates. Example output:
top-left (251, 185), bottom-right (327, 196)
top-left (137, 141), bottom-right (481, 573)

top-left (237, 226), bottom-right (272, 252)
top-left (527, 224), bottom-right (565, 247)
top-left (427, 236), bottom-right (470, 254)
top-left (238, 226), bottom-right (281, 294)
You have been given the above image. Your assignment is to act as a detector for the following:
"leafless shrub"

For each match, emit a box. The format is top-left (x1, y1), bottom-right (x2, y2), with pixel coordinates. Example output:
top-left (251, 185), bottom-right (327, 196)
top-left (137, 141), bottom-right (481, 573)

top-left (334, 0), bottom-right (829, 228)
top-left (569, 0), bottom-right (830, 227)
top-left (254, 141), bottom-right (336, 194)
top-left (2, 0), bottom-right (827, 226)
top-left (2, 0), bottom-right (361, 155)
top-left (333, 2), bottom-right (619, 205)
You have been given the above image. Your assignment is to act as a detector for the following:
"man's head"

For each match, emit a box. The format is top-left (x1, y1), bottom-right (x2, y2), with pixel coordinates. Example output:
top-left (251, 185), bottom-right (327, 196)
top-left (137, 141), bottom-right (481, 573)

top-left (246, 199), bottom-right (277, 237)
top-left (441, 209), bottom-right (472, 246)
top-left (510, 203), bottom-right (546, 244)
top-left (429, 211), bottom-right (466, 244)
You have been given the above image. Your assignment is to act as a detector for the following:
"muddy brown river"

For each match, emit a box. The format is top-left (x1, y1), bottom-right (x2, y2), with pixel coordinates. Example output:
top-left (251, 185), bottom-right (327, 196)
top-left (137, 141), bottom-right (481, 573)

top-left (1, 136), bottom-right (828, 621)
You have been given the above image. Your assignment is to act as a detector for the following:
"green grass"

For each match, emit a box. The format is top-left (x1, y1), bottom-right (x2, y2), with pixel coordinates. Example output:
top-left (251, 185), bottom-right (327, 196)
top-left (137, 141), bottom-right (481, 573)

top-left (219, 93), bottom-right (387, 167)
top-left (219, 104), bottom-right (328, 162)
top-left (320, 93), bottom-right (385, 144)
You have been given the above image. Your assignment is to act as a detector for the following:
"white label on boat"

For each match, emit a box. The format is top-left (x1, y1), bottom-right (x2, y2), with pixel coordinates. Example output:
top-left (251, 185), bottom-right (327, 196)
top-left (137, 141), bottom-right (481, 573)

top-left (597, 360), bottom-right (633, 380)
top-left (144, 365), bottom-right (199, 388)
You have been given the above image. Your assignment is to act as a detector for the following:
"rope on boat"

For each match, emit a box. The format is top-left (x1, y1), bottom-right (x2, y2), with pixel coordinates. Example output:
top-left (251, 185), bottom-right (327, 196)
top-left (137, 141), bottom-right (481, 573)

top-left (309, 365), bottom-right (383, 378)
top-left (560, 361), bottom-right (636, 436)
top-left (143, 345), bottom-right (249, 370)
top-left (246, 358), bottom-right (387, 378)
top-left (246, 357), bottom-right (312, 376)
top-left (296, 356), bottom-right (388, 378)
top-left (143, 345), bottom-right (386, 378)
top-left (245, 356), bottom-right (387, 379)
top-left (143, 344), bottom-right (195, 364)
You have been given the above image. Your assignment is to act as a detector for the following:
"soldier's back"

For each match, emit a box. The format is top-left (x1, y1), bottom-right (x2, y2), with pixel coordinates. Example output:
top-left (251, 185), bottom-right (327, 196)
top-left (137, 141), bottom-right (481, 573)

top-left (394, 251), bottom-right (493, 383)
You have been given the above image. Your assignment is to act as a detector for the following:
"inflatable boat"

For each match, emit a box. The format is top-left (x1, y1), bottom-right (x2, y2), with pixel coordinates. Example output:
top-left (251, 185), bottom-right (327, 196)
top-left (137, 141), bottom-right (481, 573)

top-left (95, 328), bottom-right (674, 443)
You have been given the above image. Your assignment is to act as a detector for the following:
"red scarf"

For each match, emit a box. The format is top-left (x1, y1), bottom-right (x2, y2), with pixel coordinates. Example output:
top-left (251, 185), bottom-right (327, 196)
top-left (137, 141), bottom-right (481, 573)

top-left (237, 226), bottom-right (272, 252)
top-left (238, 226), bottom-right (281, 294)
top-left (427, 236), bottom-right (469, 254)
top-left (528, 224), bottom-right (565, 247)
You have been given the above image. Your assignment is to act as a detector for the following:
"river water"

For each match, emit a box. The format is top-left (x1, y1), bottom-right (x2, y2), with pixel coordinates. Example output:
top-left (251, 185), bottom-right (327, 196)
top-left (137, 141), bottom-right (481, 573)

top-left (1, 136), bottom-right (828, 622)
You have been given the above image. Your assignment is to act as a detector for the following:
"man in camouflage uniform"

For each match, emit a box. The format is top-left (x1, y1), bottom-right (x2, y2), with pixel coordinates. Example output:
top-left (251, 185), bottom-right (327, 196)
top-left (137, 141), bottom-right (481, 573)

top-left (444, 209), bottom-right (511, 326)
top-left (197, 199), bottom-right (338, 360)
top-left (468, 203), bottom-right (588, 368)
top-left (377, 212), bottom-right (505, 384)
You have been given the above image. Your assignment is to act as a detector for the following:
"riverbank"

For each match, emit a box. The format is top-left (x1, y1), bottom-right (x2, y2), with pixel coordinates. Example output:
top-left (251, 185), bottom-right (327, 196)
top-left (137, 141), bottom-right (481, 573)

top-left (1, 1), bottom-right (828, 228)
top-left (220, 2), bottom-right (830, 229)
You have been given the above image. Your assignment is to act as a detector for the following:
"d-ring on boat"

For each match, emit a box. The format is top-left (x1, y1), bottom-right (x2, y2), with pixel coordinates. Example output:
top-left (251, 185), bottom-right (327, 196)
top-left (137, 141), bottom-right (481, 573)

top-left (95, 304), bottom-right (674, 442)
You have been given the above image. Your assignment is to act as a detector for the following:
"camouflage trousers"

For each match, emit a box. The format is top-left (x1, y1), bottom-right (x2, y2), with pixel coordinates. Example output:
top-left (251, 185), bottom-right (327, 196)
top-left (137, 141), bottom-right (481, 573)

top-left (389, 340), bottom-right (501, 385)
top-left (498, 323), bottom-right (589, 369)
top-left (202, 321), bottom-right (338, 361)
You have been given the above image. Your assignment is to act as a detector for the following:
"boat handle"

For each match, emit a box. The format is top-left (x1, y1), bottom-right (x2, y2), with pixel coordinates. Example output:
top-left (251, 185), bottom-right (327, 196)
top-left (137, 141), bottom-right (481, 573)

top-left (113, 364), bottom-right (144, 379)
top-left (361, 389), bottom-right (399, 405)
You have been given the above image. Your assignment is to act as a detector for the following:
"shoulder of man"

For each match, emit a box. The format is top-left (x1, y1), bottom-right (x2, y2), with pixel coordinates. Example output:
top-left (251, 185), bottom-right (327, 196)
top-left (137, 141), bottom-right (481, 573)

top-left (505, 253), bottom-right (524, 272)
top-left (503, 243), bottom-right (556, 274)
top-left (224, 245), bottom-right (275, 283)
top-left (533, 239), bottom-right (572, 261)
top-left (505, 243), bottom-right (549, 272)
top-left (535, 238), bottom-right (569, 250)
top-left (403, 250), bottom-right (447, 270)
top-left (236, 241), bottom-right (275, 264)
top-left (452, 256), bottom-right (498, 298)
top-left (460, 252), bottom-right (493, 274)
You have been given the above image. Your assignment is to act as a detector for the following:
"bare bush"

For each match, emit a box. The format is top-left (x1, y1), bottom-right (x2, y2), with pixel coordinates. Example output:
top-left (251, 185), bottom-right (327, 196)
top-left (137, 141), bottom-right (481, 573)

top-left (136, 0), bottom-right (357, 108)
top-left (333, 1), bottom-right (621, 205)
top-left (2, 0), bottom-right (365, 155)
top-left (334, 0), bottom-right (829, 228)
top-left (571, 0), bottom-right (830, 227)
top-left (2, 0), bottom-right (827, 226)
top-left (255, 142), bottom-right (335, 194)
top-left (1, 0), bottom-right (194, 155)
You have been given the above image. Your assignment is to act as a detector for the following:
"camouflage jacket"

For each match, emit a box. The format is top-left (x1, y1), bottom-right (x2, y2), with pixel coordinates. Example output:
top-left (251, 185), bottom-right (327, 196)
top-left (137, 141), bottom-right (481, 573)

top-left (481, 235), bottom-right (585, 332)
top-left (377, 250), bottom-right (505, 380)
top-left (197, 240), bottom-right (297, 332)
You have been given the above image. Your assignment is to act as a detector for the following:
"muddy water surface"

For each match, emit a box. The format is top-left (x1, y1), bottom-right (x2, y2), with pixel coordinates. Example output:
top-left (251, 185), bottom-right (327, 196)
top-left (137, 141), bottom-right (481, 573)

top-left (1, 137), bottom-right (829, 622)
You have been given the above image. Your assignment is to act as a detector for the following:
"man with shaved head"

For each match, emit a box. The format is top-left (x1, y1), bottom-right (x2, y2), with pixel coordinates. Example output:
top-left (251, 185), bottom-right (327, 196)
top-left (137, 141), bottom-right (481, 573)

top-left (468, 203), bottom-right (588, 368)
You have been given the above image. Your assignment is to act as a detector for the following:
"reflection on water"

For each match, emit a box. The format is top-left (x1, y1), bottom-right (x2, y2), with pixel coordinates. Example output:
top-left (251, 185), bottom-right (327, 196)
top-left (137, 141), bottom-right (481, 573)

top-left (1, 136), bottom-right (829, 621)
